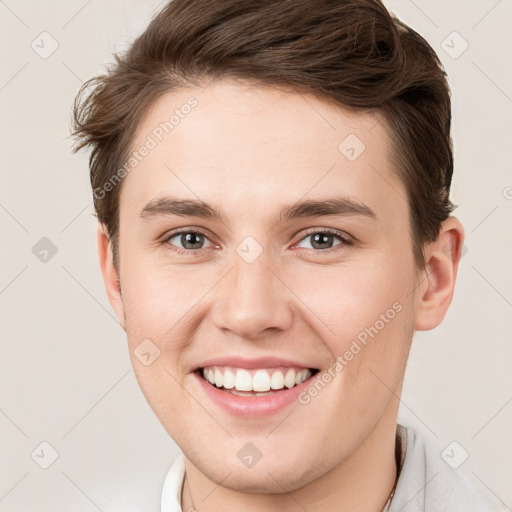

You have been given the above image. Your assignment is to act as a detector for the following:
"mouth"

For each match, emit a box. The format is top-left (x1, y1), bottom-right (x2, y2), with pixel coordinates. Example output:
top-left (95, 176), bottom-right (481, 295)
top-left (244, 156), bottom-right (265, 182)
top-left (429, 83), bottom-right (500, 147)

top-left (196, 365), bottom-right (321, 397)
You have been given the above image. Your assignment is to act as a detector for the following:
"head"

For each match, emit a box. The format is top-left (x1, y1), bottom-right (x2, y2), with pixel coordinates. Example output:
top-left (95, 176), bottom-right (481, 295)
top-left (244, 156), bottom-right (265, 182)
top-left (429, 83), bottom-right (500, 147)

top-left (72, 0), bottom-right (464, 495)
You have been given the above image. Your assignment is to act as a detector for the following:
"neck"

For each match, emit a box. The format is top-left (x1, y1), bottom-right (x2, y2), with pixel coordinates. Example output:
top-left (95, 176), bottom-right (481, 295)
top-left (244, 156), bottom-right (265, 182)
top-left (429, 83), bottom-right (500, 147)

top-left (181, 409), bottom-right (399, 512)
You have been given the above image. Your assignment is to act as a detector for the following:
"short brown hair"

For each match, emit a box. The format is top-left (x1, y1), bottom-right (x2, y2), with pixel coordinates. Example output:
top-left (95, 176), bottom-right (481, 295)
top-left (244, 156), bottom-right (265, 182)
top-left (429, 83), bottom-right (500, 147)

top-left (71, 0), bottom-right (454, 272)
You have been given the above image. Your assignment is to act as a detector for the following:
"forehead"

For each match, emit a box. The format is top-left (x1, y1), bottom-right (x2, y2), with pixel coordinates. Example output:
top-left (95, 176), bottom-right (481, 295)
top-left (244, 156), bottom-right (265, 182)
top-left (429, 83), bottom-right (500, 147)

top-left (123, 79), bottom-right (405, 220)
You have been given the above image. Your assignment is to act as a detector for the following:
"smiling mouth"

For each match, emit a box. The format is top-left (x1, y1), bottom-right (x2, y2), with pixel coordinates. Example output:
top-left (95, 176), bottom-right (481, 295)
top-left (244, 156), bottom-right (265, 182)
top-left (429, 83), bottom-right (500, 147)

top-left (197, 366), bottom-right (320, 396)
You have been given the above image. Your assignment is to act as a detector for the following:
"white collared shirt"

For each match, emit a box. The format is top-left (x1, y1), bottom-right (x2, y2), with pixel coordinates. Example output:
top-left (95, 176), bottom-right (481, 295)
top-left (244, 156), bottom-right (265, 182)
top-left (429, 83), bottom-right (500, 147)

top-left (160, 424), bottom-right (507, 512)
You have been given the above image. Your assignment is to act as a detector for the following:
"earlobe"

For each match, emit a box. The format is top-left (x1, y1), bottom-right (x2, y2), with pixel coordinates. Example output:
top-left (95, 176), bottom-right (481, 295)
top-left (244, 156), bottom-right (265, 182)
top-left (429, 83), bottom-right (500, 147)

top-left (413, 216), bottom-right (465, 331)
top-left (96, 223), bottom-right (127, 331)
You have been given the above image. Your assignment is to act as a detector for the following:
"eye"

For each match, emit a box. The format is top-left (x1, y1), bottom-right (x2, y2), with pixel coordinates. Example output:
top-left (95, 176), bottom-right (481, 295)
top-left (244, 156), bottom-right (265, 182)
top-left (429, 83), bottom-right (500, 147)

top-left (163, 229), bottom-right (215, 254)
top-left (295, 229), bottom-right (353, 251)
top-left (160, 227), bottom-right (353, 256)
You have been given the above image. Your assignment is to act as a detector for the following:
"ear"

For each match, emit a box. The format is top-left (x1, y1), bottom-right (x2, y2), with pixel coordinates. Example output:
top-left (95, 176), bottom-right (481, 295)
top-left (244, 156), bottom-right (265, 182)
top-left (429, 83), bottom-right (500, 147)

top-left (414, 216), bottom-right (465, 331)
top-left (97, 223), bottom-right (126, 331)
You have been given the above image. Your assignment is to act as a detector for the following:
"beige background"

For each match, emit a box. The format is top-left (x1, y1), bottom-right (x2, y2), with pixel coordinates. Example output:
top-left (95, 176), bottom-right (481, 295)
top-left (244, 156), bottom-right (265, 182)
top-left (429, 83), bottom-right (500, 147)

top-left (1, 0), bottom-right (511, 510)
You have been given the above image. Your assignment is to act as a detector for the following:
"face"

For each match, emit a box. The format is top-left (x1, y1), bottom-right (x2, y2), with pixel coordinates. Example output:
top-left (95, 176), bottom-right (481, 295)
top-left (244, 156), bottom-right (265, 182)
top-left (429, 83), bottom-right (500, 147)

top-left (105, 79), bottom-right (427, 492)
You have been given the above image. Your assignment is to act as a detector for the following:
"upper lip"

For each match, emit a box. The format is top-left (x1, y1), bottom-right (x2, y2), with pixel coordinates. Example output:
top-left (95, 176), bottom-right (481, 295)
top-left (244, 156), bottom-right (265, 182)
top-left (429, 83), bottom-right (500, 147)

top-left (194, 356), bottom-right (319, 371)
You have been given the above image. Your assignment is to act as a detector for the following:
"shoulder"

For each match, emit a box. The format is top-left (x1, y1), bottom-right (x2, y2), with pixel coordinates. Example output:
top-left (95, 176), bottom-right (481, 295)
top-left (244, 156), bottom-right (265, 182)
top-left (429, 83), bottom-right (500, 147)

top-left (390, 424), bottom-right (507, 512)
top-left (102, 453), bottom-right (185, 512)
top-left (160, 452), bottom-right (186, 512)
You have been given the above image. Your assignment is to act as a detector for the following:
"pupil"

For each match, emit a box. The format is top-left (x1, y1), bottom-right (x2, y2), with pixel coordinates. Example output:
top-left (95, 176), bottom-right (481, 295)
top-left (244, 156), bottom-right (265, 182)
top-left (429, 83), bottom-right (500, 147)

top-left (312, 233), bottom-right (332, 249)
top-left (183, 233), bottom-right (203, 249)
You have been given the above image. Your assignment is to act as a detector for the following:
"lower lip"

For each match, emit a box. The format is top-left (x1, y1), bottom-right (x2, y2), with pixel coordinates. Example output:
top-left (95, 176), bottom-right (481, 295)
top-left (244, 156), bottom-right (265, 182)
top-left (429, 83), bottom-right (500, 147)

top-left (193, 371), bottom-right (316, 417)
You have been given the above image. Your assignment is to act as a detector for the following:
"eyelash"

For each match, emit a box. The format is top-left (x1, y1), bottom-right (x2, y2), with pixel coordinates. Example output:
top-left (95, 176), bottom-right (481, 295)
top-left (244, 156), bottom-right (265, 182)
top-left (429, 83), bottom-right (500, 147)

top-left (160, 227), bottom-right (354, 257)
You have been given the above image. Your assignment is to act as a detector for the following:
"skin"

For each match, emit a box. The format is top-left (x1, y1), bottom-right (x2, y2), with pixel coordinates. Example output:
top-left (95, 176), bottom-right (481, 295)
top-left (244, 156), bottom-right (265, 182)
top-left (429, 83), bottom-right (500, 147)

top-left (97, 78), bottom-right (464, 512)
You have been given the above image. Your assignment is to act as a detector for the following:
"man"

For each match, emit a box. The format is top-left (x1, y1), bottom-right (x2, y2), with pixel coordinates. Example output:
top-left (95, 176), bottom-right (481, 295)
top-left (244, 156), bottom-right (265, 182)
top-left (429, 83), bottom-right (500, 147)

top-left (71, 0), bottom-right (504, 510)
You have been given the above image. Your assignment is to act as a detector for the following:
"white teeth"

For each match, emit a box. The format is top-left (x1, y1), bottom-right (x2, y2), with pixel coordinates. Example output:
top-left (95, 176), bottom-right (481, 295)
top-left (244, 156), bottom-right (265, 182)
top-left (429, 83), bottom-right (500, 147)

top-left (214, 369), bottom-right (223, 388)
top-left (223, 369), bottom-right (235, 389)
top-left (253, 370), bottom-right (271, 392)
top-left (295, 369), bottom-right (309, 385)
top-left (201, 366), bottom-right (313, 392)
top-left (270, 370), bottom-right (285, 390)
top-left (284, 369), bottom-right (296, 389)
top-left (234, 369), bottom-right (253, 391)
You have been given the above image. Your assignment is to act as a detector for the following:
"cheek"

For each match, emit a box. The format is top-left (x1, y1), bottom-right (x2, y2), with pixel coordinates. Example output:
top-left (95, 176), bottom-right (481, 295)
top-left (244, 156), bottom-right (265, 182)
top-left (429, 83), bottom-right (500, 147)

top-left (291, 260), bottom-right (412, 340)
top-left (289, 265), bottom-right (414, 429)
top-left (118, 263), bottom-right (204, 426)
top-left (120, 258), bottom-right (211, 339)
top-left (287, 259), bottom-right (416, 400)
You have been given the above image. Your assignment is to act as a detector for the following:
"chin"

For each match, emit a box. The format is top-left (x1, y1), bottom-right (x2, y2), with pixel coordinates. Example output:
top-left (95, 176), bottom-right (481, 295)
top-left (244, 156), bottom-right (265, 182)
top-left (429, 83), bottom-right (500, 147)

top-left (198, 455), bottom-right (320, 494)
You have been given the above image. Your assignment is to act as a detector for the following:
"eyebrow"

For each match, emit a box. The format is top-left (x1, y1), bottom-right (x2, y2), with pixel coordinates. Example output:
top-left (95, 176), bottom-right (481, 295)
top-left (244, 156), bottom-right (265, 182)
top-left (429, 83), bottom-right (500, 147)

top-left (140, 197), bottom-right (224, 222)
top-left (279, 197), bottom-right (376, 222)
top-left (139, 196), bottom-right (376, 223)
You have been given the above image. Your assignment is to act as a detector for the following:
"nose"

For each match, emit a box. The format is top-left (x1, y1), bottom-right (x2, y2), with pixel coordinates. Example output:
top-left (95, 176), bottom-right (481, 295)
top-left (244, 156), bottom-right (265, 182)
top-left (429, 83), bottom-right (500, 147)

top-left (211, 250), bottom-right (293, 340)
